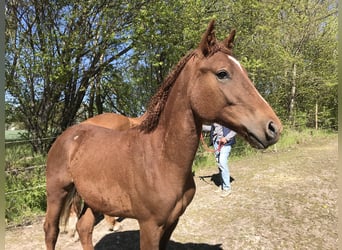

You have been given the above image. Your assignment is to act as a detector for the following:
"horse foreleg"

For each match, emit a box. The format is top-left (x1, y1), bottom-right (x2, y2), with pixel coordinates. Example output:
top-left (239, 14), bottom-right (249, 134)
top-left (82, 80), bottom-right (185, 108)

top-left (139, 220), bottom-right (164, 250)
top-left (44, 189), bottom-right (68, 250)
top-left (159, 219), bottom-right (179, 250)
top-left (76, 204), bottom-right (96, 250)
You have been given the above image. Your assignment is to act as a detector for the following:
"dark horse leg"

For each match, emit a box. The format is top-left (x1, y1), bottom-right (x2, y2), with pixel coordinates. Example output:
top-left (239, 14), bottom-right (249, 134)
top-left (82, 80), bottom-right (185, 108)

top-left (76, 203), bottom-right (96, 250)
top-left (159, 219), bottom-right (179, 250)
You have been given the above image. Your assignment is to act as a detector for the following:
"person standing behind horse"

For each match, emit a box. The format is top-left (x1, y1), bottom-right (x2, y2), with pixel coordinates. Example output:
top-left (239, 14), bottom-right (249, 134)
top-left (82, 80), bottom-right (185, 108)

top-left (211, 123), bottom-right (236, 197)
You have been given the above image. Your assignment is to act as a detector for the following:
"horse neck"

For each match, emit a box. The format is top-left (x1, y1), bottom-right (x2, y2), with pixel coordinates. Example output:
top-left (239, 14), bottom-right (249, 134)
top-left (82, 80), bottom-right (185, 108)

top-left (153, 61), bottom-right (201, 172)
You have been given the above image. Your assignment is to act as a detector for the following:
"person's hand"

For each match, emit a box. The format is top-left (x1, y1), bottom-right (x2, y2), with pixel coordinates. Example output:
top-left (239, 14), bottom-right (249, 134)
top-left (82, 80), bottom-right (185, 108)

top-left (220, 137), bottom-right (228, 144)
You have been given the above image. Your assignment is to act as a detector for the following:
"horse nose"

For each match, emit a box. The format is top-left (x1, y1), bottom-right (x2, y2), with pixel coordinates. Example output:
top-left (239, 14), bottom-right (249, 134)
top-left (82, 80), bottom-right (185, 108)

top-left (266, 121), bottom-right (279, 142)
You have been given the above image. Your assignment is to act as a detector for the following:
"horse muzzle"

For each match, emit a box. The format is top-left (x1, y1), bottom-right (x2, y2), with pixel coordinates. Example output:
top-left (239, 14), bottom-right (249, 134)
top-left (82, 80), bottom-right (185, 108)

top-left (246, 120), bottom-right (282, 149)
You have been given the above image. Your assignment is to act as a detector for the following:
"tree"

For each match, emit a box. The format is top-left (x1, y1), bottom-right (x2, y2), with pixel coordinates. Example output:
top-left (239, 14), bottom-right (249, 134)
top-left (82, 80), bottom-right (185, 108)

top-left (277, 0), bottom-right (337, 128)
top-left (6, 0), bottom-right (214, 152)
top-left (125, 0), bottom-right (212, 114)
top-left (212, 0), bottom-right (337, 129)
top-left (6, 0), bottom-right (337, 153)
top-left (6, 0), bottom-right (146, 152)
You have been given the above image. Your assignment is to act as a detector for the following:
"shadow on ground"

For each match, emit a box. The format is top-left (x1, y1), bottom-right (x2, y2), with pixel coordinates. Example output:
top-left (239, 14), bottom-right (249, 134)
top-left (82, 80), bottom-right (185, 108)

top-left (94, 230), bottom-right (223, 250)
top-left (197, 172), bottom-right (234, 187)
top-left (94, 173), bottom-right (231, 250)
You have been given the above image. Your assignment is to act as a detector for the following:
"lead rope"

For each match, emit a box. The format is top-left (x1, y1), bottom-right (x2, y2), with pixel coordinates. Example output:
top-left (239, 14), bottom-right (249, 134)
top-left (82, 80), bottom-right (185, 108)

top-left (200, 133), bottom-right (222, 153)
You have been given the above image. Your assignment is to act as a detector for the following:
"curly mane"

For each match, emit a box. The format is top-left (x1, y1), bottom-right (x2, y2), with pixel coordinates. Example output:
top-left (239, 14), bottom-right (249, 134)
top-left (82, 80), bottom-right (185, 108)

top-left (138, 51), bottom-right (196, 133)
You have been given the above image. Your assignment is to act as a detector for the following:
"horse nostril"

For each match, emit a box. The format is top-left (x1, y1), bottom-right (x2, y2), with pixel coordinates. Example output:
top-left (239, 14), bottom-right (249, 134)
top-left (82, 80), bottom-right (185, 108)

top-left (267, 121), bottom-right (278, 140)
top-left (268, 121), bottom-right (276, 133)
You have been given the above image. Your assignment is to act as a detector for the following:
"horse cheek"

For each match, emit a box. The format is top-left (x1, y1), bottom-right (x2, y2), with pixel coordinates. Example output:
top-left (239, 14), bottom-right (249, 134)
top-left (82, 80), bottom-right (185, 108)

top-left (190, 84), bottom-right (225, 122)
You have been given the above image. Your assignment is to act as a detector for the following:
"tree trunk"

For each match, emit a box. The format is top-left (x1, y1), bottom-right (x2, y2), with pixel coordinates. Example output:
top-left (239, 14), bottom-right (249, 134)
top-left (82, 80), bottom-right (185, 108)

top-left (288, 63), bottom-right (296, 126)
top-left (315, 101), bottom-right (318, 130)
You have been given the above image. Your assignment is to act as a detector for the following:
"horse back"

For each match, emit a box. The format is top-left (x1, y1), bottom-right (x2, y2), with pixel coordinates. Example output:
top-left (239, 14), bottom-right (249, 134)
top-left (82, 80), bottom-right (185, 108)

top-left (82, 113), bottom-right (145, 130)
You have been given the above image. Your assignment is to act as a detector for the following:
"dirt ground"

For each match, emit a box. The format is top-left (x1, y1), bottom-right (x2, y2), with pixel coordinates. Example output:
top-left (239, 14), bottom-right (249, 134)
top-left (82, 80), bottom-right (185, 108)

top-left (5, 135), bottom-right (338, 250)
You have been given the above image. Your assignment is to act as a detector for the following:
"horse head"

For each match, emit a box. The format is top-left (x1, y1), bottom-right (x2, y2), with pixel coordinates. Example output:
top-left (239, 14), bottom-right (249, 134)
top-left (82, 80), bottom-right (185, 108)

top-left (189, 20), bottom-right (282, 149)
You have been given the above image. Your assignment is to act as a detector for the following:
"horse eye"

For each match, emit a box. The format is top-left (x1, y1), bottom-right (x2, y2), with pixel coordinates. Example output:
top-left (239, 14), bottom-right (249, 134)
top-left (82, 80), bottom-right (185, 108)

top-left (216, 70), bottom-right (230, 80)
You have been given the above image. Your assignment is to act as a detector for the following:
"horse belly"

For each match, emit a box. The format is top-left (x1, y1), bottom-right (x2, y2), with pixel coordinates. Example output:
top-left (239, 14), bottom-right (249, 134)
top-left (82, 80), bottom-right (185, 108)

top-left (76, 176), bottom-right (135, 218)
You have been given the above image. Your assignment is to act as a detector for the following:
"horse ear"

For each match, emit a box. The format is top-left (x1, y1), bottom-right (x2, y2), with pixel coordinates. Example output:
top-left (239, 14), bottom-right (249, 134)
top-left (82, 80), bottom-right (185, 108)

top-left (223, 29), bottom-right (236, 50)
top-left (199, 20), bottom-right (217, 57)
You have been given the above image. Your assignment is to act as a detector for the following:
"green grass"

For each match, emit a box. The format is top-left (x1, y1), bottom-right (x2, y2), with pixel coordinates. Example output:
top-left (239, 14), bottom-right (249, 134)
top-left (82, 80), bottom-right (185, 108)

top-left (273, 127), bottom-right (336, 150)
top-left (193, 127), bottom-right (337, 172)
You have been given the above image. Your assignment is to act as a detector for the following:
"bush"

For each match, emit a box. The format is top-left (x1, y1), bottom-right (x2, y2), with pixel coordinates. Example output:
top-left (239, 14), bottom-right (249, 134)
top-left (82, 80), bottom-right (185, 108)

top-left (5, 134), bottom-right (47, 226)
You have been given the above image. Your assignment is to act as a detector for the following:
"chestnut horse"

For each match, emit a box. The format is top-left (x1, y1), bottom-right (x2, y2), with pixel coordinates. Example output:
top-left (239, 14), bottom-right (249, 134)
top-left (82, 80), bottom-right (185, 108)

top-left (44, 20), bottom-right (282, 250)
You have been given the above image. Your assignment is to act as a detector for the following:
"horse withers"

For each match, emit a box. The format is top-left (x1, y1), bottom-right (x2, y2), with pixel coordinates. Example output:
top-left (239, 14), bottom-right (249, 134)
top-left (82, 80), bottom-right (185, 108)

top-left (44, 20), bottom-right (282, 250)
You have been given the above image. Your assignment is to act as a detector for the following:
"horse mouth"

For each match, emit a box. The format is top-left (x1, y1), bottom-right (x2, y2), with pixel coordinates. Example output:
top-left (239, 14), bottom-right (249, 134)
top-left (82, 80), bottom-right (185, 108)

top-left (246, 132), bottom-right (267, 149)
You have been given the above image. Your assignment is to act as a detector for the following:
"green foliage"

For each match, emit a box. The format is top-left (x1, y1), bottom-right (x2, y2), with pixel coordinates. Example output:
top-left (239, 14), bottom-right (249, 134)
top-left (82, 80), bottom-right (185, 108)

top-left (5, 0), bottom-right (337, 153)
top-left (5, 167), bottom-right (46, 226)
top-left (192, 145), bottom-right (216, 172)
top-left (127, 0), bottom-right (211, 112)
top-left (212, 0), bottom-right (337, 130)
top-left (5, 139), bottom-right (46, 226)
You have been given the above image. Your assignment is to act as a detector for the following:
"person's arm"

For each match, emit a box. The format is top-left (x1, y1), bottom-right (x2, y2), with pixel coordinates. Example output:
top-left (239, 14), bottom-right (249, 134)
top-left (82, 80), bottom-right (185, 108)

top-left (220, 130), bottom-right (237, 144)
top-left (225, 130), bottom-right (237, 142)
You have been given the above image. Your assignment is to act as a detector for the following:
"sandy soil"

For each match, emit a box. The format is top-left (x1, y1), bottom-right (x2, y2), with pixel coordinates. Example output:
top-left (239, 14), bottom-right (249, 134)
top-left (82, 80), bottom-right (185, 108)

top-left (5, 135), bottom-right (338, 250)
